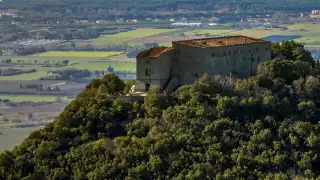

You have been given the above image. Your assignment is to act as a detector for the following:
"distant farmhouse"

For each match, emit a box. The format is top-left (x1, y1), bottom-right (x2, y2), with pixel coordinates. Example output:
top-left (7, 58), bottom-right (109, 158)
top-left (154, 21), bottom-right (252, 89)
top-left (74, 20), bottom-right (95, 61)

top-left (135, 36), bottom-right (272, 93)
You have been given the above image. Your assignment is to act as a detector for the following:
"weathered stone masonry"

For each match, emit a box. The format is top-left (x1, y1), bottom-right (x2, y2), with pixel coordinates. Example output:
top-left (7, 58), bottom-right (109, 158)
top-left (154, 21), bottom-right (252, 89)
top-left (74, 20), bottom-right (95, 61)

top-left (135, 36), bottom-right (272, 93)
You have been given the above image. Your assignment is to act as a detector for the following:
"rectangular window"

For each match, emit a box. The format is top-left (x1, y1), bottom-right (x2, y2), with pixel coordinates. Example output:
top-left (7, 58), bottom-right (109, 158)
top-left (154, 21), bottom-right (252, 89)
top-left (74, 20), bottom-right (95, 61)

top-left (145, 68), bottom-right (151, 76)
top-left (266, 48), bottom-right (268, 52)
top-left (258, 57), bottom-right (260, 62)
top-left (256, 48), bottom-right (259, 52)
top-left (223, 52), bottom-right (226, 56)
top-left (212, 53), bottom-right (215, 57)
top-left (229, 51), bottom-right (231, 55)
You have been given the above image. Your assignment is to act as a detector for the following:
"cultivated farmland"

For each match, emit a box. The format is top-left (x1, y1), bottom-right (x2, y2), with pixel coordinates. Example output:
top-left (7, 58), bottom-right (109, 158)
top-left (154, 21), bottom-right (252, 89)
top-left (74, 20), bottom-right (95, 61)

top-left (0, 95), bottom-right (61, 102)
top-left (72, 61), bottom-right (136, 71)
top-left (90, 28), bottom-right (176, 46)
top-left (33, 51), bottom-right (123, 58)
top-left (183, 29), bottom-right (234, 36)
top-left (0, 127), bottom-right (41, 152)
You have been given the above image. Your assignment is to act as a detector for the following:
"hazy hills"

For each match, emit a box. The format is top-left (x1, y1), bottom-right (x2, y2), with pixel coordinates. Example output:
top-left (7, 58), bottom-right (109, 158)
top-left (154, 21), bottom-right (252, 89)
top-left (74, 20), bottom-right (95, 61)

top-left (1, 0), bottom-right (320, 12)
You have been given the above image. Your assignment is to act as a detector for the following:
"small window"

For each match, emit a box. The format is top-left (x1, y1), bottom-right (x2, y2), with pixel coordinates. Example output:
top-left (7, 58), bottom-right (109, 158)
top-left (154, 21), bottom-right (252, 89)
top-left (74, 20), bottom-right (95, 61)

top-left (234, 51), bottom-right (237, 55)
top-left (145, 84), bottom-right (150, 92)
top-left (256, 48), bottom-right (259, 52)
top-left (266, 48), bottom-right (268, 52)
top-left (195, 73), bottom-right (198, 78)
top-left (251, 57), bottom-right (254, 62)
top-left (145, 68), bottom-right (151, 76)
top-left (212, 53), bottom-right (215, 57)
top-left (223, 52), bottom-right (226, 56)
top-left (258, 57), bottom-right (260, 62)
top-left (249, 49), bottom-right (252, 53)
top-left (229, 51), bottom-right (231, 55)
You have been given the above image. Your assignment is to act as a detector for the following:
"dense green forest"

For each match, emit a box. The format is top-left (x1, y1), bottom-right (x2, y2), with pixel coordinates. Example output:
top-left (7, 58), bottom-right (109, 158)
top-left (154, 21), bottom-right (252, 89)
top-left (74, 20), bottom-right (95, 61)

top-left (1, 0), bottom-right (320, 12)
top-left (2, 41), bottom-right (320, 179)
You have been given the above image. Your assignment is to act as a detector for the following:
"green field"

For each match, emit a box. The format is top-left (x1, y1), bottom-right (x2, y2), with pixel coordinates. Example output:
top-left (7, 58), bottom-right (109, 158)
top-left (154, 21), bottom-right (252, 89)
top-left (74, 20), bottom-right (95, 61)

top-left (226, 28), bottom-right (293, 38)
top-left (0, 127), bottom-right (41, 152)
top-left (0, 54), bottom-right (136, 80)
top-left (90, 28), bottom-right (175, 46)
top-left (0, 71), bottom-right (49, 80)
top-left (181, 24), bottom-right (320, 47)
top-left (33, 51), bottom-right (123, 58)
top-left (0, 60), bottom-right (135, 80)
top-left (0, 95), bottom-right (63, 102)
top-left (184, 29), bottom-right (234, 36)
top-left (72, 61), bottom-right (136, 71)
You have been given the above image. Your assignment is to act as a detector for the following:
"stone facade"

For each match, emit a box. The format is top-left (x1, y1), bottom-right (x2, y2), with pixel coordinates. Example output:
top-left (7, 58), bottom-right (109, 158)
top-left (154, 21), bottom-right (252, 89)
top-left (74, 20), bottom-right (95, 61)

top-left (135, 36), bottom-right (272, 93)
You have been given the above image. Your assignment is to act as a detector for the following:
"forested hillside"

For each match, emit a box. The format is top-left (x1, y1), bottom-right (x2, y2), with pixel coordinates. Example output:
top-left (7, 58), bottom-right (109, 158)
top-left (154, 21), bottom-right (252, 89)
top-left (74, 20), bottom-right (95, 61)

top-left (2, 41), bottom-right (320, 179)
top-left (1, 0), bottom-right (319, 12)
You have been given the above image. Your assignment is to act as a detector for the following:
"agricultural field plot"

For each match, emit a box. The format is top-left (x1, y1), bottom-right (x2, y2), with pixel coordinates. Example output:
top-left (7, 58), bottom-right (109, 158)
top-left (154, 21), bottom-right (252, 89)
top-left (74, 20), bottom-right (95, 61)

top-left (0, 102), bottom-right (67, 127)
top-left (226, 28), bottom-right (294, 38)
top-left (0, 127), bottom-right (40, 152)
top-left (0, 80), bottom-right (64, 92)
top-left (108, 54), bottom-right (136, 62)
top-left (71, 61), bottom-right (136, 71)
top-left (183, 29), bottom-right (234, 36)
top-left (0, 102), bottom-right (68, 152)
top-left (0, 71), bottom-right (49, 80)
top-left (285, 23), bottom-right (320, 46)
top-left (0, 95), bottom-right (61, 102)
top-left (89, 28), bottom-right (176, 46)
top-left (33, 51), bottom-right (123, 58)
top-left (128, 34), bottom-right (208, 46)
top-left (0, 61), bottom-right (135, 80)
top-left (0, 56), bottom-right (135, 80)
top-left (1, 55), bottom-right (114, 65)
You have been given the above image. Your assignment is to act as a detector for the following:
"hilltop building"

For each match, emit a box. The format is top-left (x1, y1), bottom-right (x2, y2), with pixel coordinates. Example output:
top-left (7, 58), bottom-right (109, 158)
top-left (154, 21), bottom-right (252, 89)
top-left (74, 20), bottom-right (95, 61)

top-left (135, 36), bottom-right (272, 93)
top-left (106, 65), bottom-right (114, 74)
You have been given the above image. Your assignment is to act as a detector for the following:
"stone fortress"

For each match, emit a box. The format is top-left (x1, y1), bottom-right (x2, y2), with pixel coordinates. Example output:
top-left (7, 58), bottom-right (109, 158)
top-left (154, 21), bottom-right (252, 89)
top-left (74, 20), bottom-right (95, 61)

top-left (134, 35), bottom-right (272, 93)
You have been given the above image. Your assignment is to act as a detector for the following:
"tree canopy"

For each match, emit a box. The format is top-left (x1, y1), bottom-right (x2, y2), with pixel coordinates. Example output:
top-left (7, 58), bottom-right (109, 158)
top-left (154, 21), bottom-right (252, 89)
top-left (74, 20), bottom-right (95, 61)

top-left (2, 41), bottom-right (320, 179)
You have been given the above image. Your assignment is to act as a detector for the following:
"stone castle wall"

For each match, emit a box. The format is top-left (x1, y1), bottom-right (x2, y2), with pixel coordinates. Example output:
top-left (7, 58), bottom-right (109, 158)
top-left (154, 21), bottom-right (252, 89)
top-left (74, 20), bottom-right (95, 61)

top-left (135, 39), bottom-right (272, 93)
top-left (172, 41), bottom-right (272, 85)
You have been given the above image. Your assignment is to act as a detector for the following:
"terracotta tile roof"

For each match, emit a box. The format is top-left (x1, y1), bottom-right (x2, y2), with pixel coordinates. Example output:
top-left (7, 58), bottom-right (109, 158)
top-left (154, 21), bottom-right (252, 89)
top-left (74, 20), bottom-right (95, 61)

top-left (137, 46), bottom-right (174, 59)
top-left (173, 35), bottom-right (269, 48)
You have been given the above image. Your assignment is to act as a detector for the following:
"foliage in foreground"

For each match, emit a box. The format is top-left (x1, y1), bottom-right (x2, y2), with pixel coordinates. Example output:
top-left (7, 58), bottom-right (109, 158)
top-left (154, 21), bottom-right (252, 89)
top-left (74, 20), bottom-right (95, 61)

top-left (2, 41), bottom-right (320, 179)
